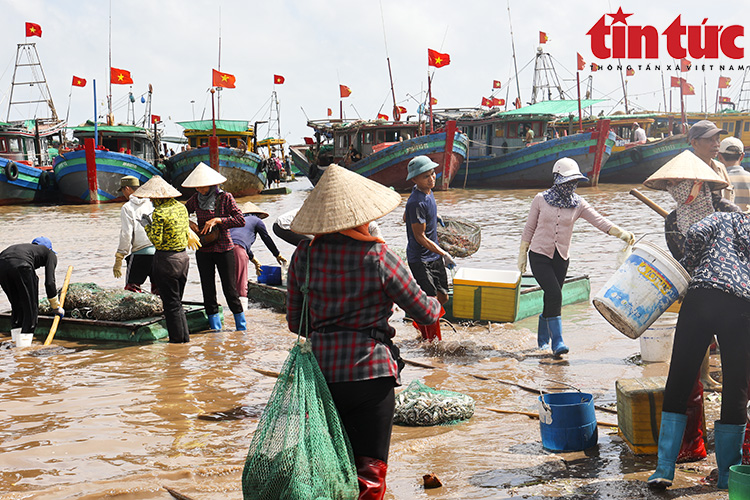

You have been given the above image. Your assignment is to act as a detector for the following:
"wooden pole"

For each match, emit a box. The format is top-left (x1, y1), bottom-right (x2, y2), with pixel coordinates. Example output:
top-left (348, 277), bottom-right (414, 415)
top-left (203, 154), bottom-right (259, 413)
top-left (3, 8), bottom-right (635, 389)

top-left (44, 266), bottom-right (73, 346)
top-left (629, 188), bottom-right (669, 218)
top-left (483, 407), bottom-right (618, 428)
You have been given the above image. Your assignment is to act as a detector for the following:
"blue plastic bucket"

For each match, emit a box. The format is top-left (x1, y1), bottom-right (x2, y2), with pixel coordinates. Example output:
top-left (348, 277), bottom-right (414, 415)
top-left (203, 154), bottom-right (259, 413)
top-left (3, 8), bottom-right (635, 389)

top-left (259, 265), bottom-right (282, 285)
top-left (592, 241), bottom-right (690, 339)
top-left (538, 392), bottom-right (598, 452)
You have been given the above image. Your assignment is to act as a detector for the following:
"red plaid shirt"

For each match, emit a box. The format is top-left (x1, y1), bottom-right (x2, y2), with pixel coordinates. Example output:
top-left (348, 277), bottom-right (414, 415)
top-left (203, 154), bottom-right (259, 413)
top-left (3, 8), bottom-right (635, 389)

top-left (287, 234), bottom-right (440, 384)
top-left (185, 191), bottom-right (244, 253)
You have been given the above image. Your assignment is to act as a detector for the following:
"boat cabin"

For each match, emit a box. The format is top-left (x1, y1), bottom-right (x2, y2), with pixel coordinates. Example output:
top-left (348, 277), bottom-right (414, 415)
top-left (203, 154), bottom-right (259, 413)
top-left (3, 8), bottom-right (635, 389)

top-left (0, 119), bottom-right (65, 167)
top-left (177, 120), bottom-right (254, 150)
top-left (70, 123), bottom-right (158, 162)
top-left (256, 137), bottom-right (287, 161)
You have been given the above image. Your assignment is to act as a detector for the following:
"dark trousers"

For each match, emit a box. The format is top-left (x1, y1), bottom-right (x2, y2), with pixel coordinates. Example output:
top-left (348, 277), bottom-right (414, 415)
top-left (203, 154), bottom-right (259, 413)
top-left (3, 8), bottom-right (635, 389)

top-left (528, 249), bottom-right (569, 318)
top-left (196, 250), bottom-right (243, 315)
top-left (125, 254), bottom-right (154, 287)
top-left (0, 261), bottom-right (39, 333)
top-left (272, 222), bottom-right (311, 247)
top-left (152, 250), bottom-right (189, 343)
top-left (664, 287), bottom-right (750, 424)
top-left (328, 377), bottom-right (396, 462)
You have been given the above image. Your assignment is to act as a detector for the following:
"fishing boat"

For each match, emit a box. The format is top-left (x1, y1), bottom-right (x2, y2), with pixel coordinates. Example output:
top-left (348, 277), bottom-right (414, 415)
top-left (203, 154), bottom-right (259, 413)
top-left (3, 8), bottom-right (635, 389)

top-left (0, 302), bottom-right (219, 343)
top-left (437, 101), bottom-right (615, 188)
top-left (599, 133), bottom-right (690, 183)
top-left (245, 274), bottom-right (590, 323)
top-left (165, 119), bottom-right (266, 197)
top-left (291, 119), bottom-right (467, 191)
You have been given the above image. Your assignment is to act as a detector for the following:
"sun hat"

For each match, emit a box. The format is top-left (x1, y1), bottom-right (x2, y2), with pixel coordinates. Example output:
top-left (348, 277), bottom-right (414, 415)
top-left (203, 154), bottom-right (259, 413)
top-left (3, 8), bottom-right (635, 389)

top-left (719, 136), bottom-right (744, 155)
top-left (552, 157), bottom-right (588, 184)
top-left (643, 150), bottom-right (729, 191)
top-left (406, 155), bottom-right (439, 181)
top-left (239, 201), bottom-right (269, 219)
top-left (132, 175), bottom-right (182, 199)
top-left (290, 164), bottom-right (402, 234)
top-left (118, 175), bottom-right (140, 191)
top-left (31, 236), bottom-right (56, 254)
top-left (687, 120), bottom-right (728, 142)
top-left (181, 162), bottom-right (227, 188)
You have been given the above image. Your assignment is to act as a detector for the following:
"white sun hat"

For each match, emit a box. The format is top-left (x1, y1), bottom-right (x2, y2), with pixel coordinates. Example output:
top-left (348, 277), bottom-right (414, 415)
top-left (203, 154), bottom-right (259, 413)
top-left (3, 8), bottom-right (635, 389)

top-left (132, 175), bottom-right (182, 198)
top-left (181, 162), bottom-right (227, 188)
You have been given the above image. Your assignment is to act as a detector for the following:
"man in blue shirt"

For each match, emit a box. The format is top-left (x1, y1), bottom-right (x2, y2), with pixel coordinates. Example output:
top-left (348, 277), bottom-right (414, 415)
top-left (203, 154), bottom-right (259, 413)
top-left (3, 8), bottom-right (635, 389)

top-left (404, 156), bottom-right (456, 341)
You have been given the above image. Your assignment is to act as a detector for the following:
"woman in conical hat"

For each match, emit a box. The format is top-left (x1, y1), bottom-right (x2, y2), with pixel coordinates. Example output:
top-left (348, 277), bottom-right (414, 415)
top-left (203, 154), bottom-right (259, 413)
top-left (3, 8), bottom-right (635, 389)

top-left (286, 164), bottom-right (440, 498)
top-left (182, 163), bottom-right (247, 332)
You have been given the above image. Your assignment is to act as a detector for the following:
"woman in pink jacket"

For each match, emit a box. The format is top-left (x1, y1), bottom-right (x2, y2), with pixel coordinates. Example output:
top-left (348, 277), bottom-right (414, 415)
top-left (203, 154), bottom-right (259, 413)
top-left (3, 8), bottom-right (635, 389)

top-left (518, 158), bottom-right (635, 356)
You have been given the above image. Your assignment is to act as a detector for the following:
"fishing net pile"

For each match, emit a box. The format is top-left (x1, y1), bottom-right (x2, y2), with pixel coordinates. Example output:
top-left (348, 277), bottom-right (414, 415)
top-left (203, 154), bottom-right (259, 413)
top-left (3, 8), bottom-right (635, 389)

top-left (437, 217), bottom-right (481, 258)
top-left (393, 379), bottom-right (475, 426)
top-left (242, 341), bottom-right (358, 500)
top-left (39, 283), bottom-right (163, 321)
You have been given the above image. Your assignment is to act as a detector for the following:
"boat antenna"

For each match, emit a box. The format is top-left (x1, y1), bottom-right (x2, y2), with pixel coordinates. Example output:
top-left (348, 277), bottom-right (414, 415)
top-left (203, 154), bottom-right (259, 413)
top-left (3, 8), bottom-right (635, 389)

top-left (507, 0), bottom-right (522, 107)
top-left (618, 59), bottom-right (629, 113)
top-left (217, 6), bottom-right (222, 119)
top-left (380, 1), bottom-right (400, 121)
top-left (107, 0), bottom-right (113, 124)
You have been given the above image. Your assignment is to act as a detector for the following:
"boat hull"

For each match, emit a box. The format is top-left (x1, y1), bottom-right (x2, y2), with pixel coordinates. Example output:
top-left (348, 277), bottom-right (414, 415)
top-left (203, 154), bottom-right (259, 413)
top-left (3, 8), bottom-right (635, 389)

top-left (599, 134), bottom-right (690, 183)
top-left (454, 130), bottom-right (615, 188)
top-left (53, 150), bottom-right (162, 204)
top-left (0, 158), bottom-right (56, 205)
top-left (167, 147), bottom-right (266, 197)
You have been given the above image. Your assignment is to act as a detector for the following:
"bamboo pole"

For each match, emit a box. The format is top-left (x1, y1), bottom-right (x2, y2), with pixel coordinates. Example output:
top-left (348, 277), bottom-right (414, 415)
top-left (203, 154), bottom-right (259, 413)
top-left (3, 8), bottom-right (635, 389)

top-left (483, 406), bottom-right (618, 428)
top-left (43, 265), bottom-right (73, 346)
top-left (629, 188), bottom-right (669, 218)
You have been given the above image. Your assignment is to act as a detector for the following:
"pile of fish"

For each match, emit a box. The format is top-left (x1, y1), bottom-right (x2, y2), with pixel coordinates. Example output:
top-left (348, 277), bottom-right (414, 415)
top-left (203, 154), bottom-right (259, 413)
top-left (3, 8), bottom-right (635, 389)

top-left (393, 379), bottom-right (474, 426)
top-left (39, 282), bottom-right (163, 321)
top-left (437, 217), bottom-right (481, 258)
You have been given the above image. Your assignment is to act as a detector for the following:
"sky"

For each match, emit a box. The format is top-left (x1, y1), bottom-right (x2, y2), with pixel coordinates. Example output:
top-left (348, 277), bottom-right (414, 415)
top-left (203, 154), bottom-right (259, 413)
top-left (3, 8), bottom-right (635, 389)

top-left (1, 0), bottom-right (747, 148)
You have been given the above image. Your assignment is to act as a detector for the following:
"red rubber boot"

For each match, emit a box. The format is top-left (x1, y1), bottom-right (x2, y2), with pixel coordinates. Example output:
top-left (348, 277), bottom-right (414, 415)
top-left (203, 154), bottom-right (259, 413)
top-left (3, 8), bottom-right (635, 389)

top-left (676, 377), bottom-right (707, 463)
top-left (355, 456), bottom-right (387, 500)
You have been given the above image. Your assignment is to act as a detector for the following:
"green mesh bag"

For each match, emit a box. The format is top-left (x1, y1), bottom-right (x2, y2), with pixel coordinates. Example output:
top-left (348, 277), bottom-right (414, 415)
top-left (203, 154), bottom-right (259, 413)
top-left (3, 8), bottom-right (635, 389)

top-left (242, 245), bottom-right (358, 499)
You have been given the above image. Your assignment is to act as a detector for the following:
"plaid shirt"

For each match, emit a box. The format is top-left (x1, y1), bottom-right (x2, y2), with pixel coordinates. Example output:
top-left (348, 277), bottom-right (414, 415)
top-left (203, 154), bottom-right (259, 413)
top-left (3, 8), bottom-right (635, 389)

top-left (287, 234), bottom-right (440, 384)
top-left (185, 190), bottom-right (244, 253)
top-left (145, 198), bottom-right (189, 251)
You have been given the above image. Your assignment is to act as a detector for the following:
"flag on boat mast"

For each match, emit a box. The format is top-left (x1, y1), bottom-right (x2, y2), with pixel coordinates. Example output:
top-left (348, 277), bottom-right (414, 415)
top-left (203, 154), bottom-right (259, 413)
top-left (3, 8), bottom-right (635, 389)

top-left (670, 76), bottom-right (681, 87)
top-left (377, 113), bottom-right (388, 120)
top-left (212, 69), bottom-right (236, 89)
top-left (539, 31), bottom-right (548, 44)
top-left (493, 80), bottom-right (502, 89)
top-left (110, 67), bottom-right (133, 85)
top-left (72, 76), bottom-right (87, 87)
top-left (25, 22), bottom-right (42, 37)
top-left (576, 53), bottom-right (585, 71)
top-left (151, 115), bottom-right (161, 124)
top-left (427, 49), bottom-right (450, 68)
top-left (719, 76), bottom-right (731, 89)
top-left (626, 68), bottom-right (635, 76)
top-left (682, 80), bottom-right (695, 95)
top-left (719, 96), bottom-right (732, 104)
top-left (339, 85), bottom-right (351, 98)
top-left (274, 74), bottom-right (285, 84)
top-left (680, 58), bottom-right (691, 72)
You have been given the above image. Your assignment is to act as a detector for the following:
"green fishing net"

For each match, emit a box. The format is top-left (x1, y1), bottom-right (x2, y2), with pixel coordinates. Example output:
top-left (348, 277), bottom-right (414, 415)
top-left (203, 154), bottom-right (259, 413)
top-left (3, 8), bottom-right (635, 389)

top-left (393, 379), bottom-right (475, 426)
top-left (38, 282), bottom-right (163, 321)
top-left (242, 340), bottom-right (358, 500)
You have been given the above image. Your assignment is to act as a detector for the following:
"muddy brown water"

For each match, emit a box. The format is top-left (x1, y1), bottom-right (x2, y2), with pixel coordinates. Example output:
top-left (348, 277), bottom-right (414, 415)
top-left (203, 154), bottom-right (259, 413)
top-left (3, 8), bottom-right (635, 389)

top-left (0, 180), bottom-right (727, 499)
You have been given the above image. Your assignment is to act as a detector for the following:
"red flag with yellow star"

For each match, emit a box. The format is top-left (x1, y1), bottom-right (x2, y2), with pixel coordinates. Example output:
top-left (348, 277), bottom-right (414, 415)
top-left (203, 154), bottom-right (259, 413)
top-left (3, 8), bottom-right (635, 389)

top-left (72, 76), bottom-right (87, 87)
top-left (719, 76), bottom-right (731, 89)
top-left (682, 80), bottom-right (695, 95)
top-left (111, 67), bottom-right (133, 85)
top-left (274, 74), bottom-right (285, 84)
top-left (377, 113), bottom-right (388, 120)
top-left (539, 31), bottom-right (548, 44)
top-left (212, 69), bottom-right (235, 89)
top-left (428, 49), bottom-right (450, 68)
top-left (493, 80), bottom-right (502, 89)
top-left (680, 58), bottom-right (691, 72)
top-left (481, 97), bottom-right (492, 107)
top-left (626, 68), bottom-right (635, 76)
top-left (25, 22), bottom-right (42, 37)
top-left (719, 96), bottom-right (732, 104)
top-left (491, 97), bottom-right (504, 107)
top-left (340, 85), bottom-right (352, 98)
top-left (577, 53), bottom-right (585, 71)
top-left (670, 76), bottom-right (681, 87)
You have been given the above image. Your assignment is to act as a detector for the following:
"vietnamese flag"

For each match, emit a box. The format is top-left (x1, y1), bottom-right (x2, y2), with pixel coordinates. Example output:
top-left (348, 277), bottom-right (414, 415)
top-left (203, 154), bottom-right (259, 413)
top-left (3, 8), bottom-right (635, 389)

top-left (626, 68), bottom-right (635, 76)
top-left (377, 113), bottom-right (388, 120)
top-left (491, 97), bottom-right (504, 107)
top-left (670, 76), bottom-right (682, 87)
top-left (576, 53), bottom-right (585, 71)
top-left (539, 31), bottom-right (548, 44)
top-left (428, 49), bottom-right (450, 68)
top-left (151, 115), bottom-right (161, 124)
top-left (111, 67), bottom-right (134, 85)
top-left (430, 97), bottom-right (438, 105)
top-left (682, 80), bottom-right (695, 95)
top-left (25, 22), bottom-right (42, 37)
top-left (514, 97), bottom-right (522, 108)
top-left (397, 106), bottom-right (407, 114)
top-left (680, 58), bottom-right (691, 72)
top-left (481, 97), bottom-right (492, 107)
top-left (327, 108), bottom-right (332, 117)
top-left (719, 96), bottom-right (732, 104)
top-left (493, 80), bottom-right (502, 89)
top-left (72, 76), bottom-right (87, 87)
top-left (212, 69), bottom-right (235, 88)
top-left (339, 84), bottom-right (351, 98)
top-left (274, 74), bottom-right (285, 84)
top-left (719, 76), bottom-right (731, 89)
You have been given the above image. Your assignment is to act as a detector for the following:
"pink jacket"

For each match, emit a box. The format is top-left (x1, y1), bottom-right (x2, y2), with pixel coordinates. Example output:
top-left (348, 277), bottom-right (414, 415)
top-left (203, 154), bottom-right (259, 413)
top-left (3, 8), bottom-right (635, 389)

top-left (521, 193), bottom-right (613, 260)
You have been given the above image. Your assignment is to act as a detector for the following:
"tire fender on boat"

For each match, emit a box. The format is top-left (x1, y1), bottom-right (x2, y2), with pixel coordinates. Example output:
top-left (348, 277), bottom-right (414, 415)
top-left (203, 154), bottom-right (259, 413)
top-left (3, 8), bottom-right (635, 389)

top-left (629, 147), bottom-right (643, 164)
top-left (4, 161), bottom-right (19, 181)
top-left (38, 170), bottom-right (51, 188)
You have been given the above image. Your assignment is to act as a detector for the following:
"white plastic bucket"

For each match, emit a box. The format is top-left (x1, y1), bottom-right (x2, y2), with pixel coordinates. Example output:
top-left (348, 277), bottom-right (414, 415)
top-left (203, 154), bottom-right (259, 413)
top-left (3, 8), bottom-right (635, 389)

top-left (15, 333), bottom-right (33, 348)
top-left (593, 241), bottom-right (689, 339)
top-left (639, 326), bottom-right (675, 362)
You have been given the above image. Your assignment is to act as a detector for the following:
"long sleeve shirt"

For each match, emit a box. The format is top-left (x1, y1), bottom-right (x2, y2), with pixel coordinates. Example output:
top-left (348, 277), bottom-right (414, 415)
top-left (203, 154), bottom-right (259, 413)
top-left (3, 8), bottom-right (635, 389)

top-left (287, 234), bottom-right (440, 384)
top-left (0, 243), bottom-right (58, 298)
top-left (145, 198), bottom-right (189, 251)
top-left (521, 193), bottom-right (613, 260)
top-left (185, 191), bottom-right (244, 253)
top-left (229, 215), bottom-right (280, 260)
top-left (680, 212), bottom-right (750, 303)
top-left (117, 195), bottom-right (155, 256)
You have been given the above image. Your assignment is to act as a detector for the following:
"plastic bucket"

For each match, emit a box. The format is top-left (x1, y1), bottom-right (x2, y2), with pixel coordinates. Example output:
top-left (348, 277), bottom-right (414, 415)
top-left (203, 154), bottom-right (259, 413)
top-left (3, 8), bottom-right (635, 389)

top-left (537, 392), bottom-right (598, 452)
top-left (729, 464), bottom-right (750, 499)
top-left (258, 266), bottom-right (282, 285)
top-left (639, 326), bottom-right (675, 363)
top-left (592, 241), bottom-right (689, 339)
top-left (16, 333), bottom-right (33, 348)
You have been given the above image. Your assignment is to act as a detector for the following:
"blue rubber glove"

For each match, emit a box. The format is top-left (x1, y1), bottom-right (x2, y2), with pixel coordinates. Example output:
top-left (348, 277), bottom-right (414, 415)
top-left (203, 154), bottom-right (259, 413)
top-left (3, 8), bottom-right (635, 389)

top-left (55, 307), bottom-right (65, 318)
top-left (437, 216), bottom-right (446, 228)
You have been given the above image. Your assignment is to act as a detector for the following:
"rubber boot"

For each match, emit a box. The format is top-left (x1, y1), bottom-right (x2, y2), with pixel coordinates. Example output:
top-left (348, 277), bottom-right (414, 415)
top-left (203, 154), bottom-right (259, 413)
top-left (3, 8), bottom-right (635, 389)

top-left (715, 420), bottom-right (745, 490)
top-left (208, 313), bottom-right (222, 331)
top-left (355, 456), bottom-right (387, 500)
top-left (742, 418), bottom-right (750, 465)
top-left (537, 314), bottom-right (550, 350)
top-left (647, 411), bottom-right (688, 488)
top-left (234, 312), bottom-right (247, 331)
top-left (10, 327), bottom-right (20, 343)
top-left (411, 321), bottom-right (428, 339)
top-left (547, 316), bottom-right (568, 356)
top-left (676, 377), bottom-right (707, 463)
top-left (239, 296), bottom-right (249, 312)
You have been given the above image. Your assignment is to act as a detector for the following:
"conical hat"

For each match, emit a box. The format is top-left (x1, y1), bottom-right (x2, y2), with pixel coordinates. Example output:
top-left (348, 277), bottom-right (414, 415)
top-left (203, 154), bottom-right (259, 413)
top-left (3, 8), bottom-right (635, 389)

top-left (132, 175), bottom-right (181, 198)
top-left (181, 162), bottom-right (227, 188)
top-left (239, 201), bottom-right (269, 219)
top-left (290, 164), bottom-right (402, 234)
top-left (643, 150), bottom-right (729, 191)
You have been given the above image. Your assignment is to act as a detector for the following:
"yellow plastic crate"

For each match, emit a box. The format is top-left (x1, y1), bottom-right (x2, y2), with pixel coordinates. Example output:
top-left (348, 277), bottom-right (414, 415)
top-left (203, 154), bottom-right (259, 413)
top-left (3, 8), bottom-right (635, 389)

top-left (616, 376), bottom-right (667, 454)
top-left (452, 268), bottom-right (521, 323)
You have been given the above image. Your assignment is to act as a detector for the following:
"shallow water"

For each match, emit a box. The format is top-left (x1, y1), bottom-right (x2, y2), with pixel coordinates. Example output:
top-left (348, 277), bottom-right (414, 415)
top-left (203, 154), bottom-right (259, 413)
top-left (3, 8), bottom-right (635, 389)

top-left (0, 180), bottom-right (726, 499)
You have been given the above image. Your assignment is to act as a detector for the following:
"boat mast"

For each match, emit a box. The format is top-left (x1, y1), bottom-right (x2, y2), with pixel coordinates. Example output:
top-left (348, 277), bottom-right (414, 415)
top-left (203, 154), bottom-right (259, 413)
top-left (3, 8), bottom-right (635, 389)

top-left (380, 2), bottom-right (400, 121)
top-left (216, 8), bottom-right (222, 119)
top-left (6, 43), bottom-right (58, 122)
top-left (530, 48), bottom-right (565, 104)
top-left (507, 0), bottom-right (522, 107)
top-left (107, 1), bottom-right (113, 125)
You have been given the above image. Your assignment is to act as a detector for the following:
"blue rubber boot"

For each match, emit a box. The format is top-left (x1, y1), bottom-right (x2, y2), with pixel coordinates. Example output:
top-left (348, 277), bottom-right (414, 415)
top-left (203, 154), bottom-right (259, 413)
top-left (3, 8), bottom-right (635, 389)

top-left (648, 412), bottom-right (688, 488)
top-left (715, 420), bottom-right (745, 490)
top-left (208, 313), bottom-right (222, 331)
top-left (233, 312), bottom-right (247, 331)
top-left (547, 316), bottom-right (569, 356)
top-left (537, 314), bottom-right (550, 349)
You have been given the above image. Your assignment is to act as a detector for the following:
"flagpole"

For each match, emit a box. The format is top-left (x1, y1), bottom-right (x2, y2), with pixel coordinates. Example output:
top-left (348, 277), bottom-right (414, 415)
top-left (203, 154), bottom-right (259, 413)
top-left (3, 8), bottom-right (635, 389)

top-left (618, 60), bottom-right (629, 114)
top-left (576, 72), bottom-right (583, 133)
top-left (680, 77), bottom-right (686, 133)
top-left (507, 0), bottom-right (522, 110)
top-left (93, 79), bottom-right (98, 148)
top-left (428, 73), bottom-right (433, 133)
top-left (107, 1), bottom-right (112, 125)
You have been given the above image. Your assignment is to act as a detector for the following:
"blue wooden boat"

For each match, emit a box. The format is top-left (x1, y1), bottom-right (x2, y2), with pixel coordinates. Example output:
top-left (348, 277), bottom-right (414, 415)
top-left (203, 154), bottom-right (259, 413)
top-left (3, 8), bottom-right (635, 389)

top-left (599, 134), bottom-right (691, 183)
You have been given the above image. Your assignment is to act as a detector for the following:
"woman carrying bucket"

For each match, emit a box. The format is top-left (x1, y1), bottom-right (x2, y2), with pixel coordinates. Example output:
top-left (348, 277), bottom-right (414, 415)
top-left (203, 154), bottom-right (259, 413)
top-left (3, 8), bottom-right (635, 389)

top-left (646, 210), bottom-right (750, 491)
top-left (517, 158), bottom-right (635, 357)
